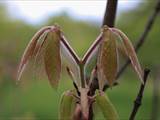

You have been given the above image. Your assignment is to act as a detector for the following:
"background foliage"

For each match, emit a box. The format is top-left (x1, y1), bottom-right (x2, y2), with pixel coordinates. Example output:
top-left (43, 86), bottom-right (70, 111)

top-left (0, 1), bottom-right (160, 120)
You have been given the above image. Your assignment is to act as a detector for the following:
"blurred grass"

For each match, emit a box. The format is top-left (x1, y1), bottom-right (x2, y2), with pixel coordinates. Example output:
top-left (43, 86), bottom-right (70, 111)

top-left (1, 75), bottom-right (153, 120)
top-left (0, 1), bottom-right (160, 120)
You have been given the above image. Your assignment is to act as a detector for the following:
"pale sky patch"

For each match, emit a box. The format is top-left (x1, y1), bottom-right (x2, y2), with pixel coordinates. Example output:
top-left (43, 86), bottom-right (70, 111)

top-left (4, 0), bottom-right (141, 24)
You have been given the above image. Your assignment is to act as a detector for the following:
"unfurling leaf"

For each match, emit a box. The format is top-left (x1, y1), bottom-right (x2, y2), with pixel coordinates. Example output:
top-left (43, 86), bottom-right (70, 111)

top-left (84, 43), bottom-right (100, 84)
top-left (44, 27), bottom-right (61, 88)
top-left (82, 32), bottom-right (103, 85)
top-left (97, 26), bottom-right (118, 89)
top-left (95, 91), bottom-right (119, 120)
top-left (17, 26), bottom-right (51, 81)
top-left (32, 30), bottom-right (50, 79)
top-left (59, 90), bottom-right (76, 120)
top-left (88, 67), bottom-right (97, 87)
top-left (117, 42), bottom-right (128, 59)
top-left (60, 37), bottom-right (81, 86)
top-left (112, 28), bottom-right (144, 83)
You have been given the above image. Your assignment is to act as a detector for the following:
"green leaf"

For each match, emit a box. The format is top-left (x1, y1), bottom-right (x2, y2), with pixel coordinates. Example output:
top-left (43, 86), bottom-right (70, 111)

top-left (95, 91), bottom-right (119, 120)
top-left (59, 90), bottom-right (76, 120)
top-left (112, 28), bottom-right (144, 84)
top-left (97, 26), bottom-right (118, 89)
top-left (44, 27), bottom-right (61, 88)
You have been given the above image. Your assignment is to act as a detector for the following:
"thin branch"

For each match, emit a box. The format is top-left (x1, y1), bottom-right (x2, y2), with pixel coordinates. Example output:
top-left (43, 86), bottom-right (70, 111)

top-left (116, 0), bottom-right (160, 79)
top-left (102, 0), bottom-right (118, 27)
top-left (129, 68), bottom-right (150, 120)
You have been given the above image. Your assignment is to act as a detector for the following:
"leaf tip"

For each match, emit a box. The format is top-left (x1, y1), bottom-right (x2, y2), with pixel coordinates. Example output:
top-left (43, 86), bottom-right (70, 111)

top-left (51, 24), bottom-right (62, 36)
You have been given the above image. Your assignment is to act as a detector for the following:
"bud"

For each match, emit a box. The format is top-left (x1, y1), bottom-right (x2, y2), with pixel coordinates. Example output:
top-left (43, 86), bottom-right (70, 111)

top-left (95, 90), bottom-right (119, 120)
top-left (59, 90), bottom-right (76, 120)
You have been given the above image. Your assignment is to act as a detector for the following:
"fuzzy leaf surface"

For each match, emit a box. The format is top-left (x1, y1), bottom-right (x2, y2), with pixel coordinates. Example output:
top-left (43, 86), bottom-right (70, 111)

top-left (112, 28), bottom-right (144, 83)
top-left (44, 28), bottom-right (61, 88)
top-left (17, 27), bottom-right (51, 81)
top-left (97, 27), bottom-right (118, 89)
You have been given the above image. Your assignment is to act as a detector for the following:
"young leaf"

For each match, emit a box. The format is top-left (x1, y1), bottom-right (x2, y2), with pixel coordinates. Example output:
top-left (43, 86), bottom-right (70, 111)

top-left (111, 28), bottom-right (144, 83)
top-left (44, 27), bottom-right (61, 88)
top-left (88, 67), bottom-right (97, 87)
top-left (33, 29), bottom-right (50, 57)
top-left (83, 33), bottom-right (102, 84)
top-left (32, 30), bottom-right (50, 79)
top-left (17, 26), bottom-right (51, 81)
top-left (97, 26), bottom-right (118, 88)
top-left (117, 42), bottom-right (128, 59)
top-left (60, 38), bottom-right (81, 87)
top-left (84, 44), bottom-right (100, 84)
top-left (59, 90), bottom-right (76, 120)
top-left (97, 65), bottom-right (106, 90)
top-left (95, 91), bottom-right (119, 120)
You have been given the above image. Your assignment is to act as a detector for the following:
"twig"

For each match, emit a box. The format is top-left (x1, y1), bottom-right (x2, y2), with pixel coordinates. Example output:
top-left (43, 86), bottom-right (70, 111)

top-left (129, 68), bottom-right (150, 120)
top-left (116, 0), bottom-right (160, 79)
top-left (102, 0), bottom-right (118, 27)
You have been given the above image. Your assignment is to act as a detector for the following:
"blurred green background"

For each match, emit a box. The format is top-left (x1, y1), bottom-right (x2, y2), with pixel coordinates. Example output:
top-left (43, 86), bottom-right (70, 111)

top-left (0, 1), bottom-right (160, 120)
